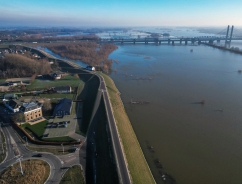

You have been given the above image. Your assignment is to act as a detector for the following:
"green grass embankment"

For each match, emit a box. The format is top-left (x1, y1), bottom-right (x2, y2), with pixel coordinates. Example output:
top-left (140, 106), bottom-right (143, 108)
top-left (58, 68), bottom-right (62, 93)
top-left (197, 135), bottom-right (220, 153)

top-left (21, 120), bottom-right (48, 138)
top-left (99, 72), bottom-right (155, 184)
top-left (60, 165), bottom-right (85, 184)
top-left (27, 75), bottom-right (81, 90)
top-left (39, 93), bottom-right (74, 99)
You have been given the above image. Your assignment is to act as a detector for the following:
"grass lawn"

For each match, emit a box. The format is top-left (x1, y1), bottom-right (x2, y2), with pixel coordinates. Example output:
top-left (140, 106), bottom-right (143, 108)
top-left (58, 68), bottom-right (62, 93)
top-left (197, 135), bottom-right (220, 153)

top-left (27, 75), bottom-right (82, 90)
top-left (39, 93), bottom-right (74, 99)
top-left (0, 159), bottom-right (50, 184)
top-left (43, 136), bottom-right (75, 142)
top-left (98, 72), bottom-right (155, 184)
top-left (21, 120), bottom-right (48, 138)
top-left (0, 79), bottom-right (6, 83)
top-left (60, 165), bottom-right (85, 184)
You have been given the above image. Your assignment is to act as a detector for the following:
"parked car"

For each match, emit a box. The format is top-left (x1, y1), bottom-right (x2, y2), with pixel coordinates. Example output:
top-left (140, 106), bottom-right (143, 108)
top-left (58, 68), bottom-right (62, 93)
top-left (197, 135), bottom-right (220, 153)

top-left (32, 154), bottom-right (43, 157)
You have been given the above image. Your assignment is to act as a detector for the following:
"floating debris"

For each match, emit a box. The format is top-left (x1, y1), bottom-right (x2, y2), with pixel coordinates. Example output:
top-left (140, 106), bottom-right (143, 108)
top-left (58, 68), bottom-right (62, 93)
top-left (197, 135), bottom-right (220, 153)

top-left (130, 98), bottom-right (150, 105)
top-left (238, 70), bottom-right (242, 73)
top-left (201, 100), bottom-right (205, 105)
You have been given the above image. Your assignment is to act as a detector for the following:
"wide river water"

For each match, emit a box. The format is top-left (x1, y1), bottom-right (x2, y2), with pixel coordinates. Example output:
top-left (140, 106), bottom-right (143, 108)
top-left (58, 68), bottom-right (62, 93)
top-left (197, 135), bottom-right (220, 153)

top-left (107, 43), bottom-right (242, 184)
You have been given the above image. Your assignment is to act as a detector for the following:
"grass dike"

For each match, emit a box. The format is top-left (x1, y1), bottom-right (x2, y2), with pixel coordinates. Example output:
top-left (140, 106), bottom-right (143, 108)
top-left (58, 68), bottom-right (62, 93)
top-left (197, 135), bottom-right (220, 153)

top-left (98, 72), bottom-right (156, 184)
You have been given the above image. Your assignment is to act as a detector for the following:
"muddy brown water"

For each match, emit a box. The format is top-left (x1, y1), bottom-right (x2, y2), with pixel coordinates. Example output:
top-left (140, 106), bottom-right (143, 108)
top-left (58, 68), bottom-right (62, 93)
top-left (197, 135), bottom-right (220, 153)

top-left (108, 44), bottom-right (242, 184)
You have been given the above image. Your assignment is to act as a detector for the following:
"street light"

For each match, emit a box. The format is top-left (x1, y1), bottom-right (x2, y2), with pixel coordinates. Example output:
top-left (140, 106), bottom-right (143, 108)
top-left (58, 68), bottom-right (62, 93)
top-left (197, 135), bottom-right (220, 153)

top-left (61, 143), bottom-right (64, 154)
top-left (16, 156), bottom-right (24, 175)
top-left (23, 136), bottom-right (28, 146)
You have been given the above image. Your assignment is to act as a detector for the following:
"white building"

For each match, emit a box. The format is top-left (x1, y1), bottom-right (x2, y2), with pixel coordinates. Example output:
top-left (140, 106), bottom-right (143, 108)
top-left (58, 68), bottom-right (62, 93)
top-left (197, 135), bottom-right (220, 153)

top-left (86, 66), bottom-right (95, 71)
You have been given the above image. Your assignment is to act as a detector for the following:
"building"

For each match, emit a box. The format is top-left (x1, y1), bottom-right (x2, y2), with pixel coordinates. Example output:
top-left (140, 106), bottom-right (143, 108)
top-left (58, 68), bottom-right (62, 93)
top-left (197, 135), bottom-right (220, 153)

top-left (53, 98), bottom-right (72, 117)
top-left (3, 93), bottom-right (18, 101)
top-left (86, 66), bottom-right (95, 71)
top-left (54, 86), bottom-right (72, 93)
top-left (19, 102), bottom-right (43, 122)
top-left (4, 99), bottom-right (20, 113)
top-left (52, 73), bottom-right (61, 80)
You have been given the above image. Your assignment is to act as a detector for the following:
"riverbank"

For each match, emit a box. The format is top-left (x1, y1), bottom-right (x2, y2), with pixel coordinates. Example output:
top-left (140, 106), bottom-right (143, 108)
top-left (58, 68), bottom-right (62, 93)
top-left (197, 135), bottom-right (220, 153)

top-left (204, 43), bottom-right (242, 55)
top-left (98, 72), bottom-right (155, 184)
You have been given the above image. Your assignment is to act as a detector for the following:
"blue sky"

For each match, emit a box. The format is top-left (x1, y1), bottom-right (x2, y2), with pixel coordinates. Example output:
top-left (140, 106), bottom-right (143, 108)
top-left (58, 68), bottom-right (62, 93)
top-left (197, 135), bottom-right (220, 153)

top-left (0, 0), bottom-right (241, 27)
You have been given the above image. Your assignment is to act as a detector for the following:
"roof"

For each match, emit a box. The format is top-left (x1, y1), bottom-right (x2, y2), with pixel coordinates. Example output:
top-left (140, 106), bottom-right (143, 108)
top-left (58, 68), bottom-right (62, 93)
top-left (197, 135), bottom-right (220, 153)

top-left (53, 98), bottom-right (72, 115)
top-left (20, 102), bottom-right (40, 112)
top-left (5, 99), bottom-right (19, 109)
top-left (4, 94), bottom-right (17, 99)
top-left (86, 65), bottom-right (94, 68)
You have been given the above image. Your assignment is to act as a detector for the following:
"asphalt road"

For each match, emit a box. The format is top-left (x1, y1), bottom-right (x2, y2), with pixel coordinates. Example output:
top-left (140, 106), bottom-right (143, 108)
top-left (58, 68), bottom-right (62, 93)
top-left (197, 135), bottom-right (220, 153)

top-left (101, 80), bottom-right (132, 184)
top-left (0, 116), bottom-right (64, 184)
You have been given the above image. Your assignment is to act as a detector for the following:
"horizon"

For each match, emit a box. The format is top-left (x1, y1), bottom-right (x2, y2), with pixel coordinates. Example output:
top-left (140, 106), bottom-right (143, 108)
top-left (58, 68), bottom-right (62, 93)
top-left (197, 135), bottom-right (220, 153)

top-left (0, 0), bottom-right (242, 27)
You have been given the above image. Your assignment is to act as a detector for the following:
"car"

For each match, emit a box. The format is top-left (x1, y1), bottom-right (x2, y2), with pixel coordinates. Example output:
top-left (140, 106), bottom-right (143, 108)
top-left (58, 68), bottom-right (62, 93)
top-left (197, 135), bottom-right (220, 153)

top-left (37, 154), bottom-right (43, 157)
top-left (32, 154), bottom-right (43, 157)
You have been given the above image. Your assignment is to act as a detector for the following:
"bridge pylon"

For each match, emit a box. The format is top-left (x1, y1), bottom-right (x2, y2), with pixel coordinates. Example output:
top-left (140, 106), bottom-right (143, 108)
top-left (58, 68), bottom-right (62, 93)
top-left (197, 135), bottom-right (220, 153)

top-left (228, 25), bottom-right (234, 48)
top-left (225, 25), bottom-right (230, 48)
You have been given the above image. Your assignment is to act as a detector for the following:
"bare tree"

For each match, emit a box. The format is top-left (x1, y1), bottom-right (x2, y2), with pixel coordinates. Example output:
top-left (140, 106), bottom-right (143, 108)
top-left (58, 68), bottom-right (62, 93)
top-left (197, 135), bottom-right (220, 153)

top-left (42, 100), bottom-right (52, 111)
top-left (11, 113), bottom-right (25, 122)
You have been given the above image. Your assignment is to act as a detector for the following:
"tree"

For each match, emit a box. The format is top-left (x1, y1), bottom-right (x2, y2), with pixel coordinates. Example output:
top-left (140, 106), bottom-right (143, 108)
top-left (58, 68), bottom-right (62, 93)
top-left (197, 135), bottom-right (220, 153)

top-left (11, 113), bottom-right (25, 122)
top-left (42, 100), bottom-right (52, 111)
top-left (73, 74), bottom-right (79, 78)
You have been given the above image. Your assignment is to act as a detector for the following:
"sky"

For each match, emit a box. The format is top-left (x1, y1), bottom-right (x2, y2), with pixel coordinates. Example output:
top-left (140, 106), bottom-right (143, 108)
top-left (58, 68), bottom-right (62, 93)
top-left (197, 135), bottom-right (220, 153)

top-left (0, 0), bottom-right (242, 27)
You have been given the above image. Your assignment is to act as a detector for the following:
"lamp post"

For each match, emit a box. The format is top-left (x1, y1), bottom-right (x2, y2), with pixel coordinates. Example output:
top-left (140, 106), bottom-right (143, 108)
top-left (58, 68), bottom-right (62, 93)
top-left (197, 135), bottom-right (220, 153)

top-left (61, 143), bottom-right (64, 154)
top-left (23, 136), bottom-right (28, 146)
top-left (16, 156), bottom-right (24, 175)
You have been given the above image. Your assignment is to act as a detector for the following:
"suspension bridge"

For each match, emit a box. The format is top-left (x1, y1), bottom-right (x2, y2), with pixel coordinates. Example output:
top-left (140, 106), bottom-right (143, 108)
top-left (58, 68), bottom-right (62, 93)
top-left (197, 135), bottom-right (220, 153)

top-left (100, 25), bottom-right (242, 48)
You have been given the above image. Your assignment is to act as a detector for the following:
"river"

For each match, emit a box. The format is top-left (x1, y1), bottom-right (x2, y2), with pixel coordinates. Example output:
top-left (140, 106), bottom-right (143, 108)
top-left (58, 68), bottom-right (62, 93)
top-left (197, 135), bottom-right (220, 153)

top-left (108, 43), bottom-right (242, 184)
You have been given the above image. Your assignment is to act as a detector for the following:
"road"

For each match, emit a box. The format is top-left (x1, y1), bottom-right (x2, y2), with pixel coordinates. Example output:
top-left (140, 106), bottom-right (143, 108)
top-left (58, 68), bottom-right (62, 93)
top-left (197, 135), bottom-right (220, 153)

top-left (99, 76), bottom-right (132, 184)
top-left (59, 59), bottom-right (132, 183)
top-left (0, 114), bottom-right (64, 184)
top-left (40, 47), bottom-right (132, 184)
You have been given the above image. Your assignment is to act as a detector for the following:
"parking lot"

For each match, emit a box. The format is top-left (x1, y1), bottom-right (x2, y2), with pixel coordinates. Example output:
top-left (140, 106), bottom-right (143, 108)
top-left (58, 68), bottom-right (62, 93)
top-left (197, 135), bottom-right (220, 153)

top-left (43, 115), bottom-right (78, 138)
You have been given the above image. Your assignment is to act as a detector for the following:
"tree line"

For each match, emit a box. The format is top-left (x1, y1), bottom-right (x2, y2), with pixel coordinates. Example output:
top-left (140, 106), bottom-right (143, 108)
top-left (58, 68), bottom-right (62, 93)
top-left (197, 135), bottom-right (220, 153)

top-left (0, 54), bottom-right (51, 78)
top-left (46, 42), bottom-right (117, 72)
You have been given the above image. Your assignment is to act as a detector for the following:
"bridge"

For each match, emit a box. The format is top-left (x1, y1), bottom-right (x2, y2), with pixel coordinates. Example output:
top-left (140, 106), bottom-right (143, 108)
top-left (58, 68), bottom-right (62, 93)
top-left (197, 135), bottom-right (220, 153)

top-left (100, 25), bottom-right (242, 48)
